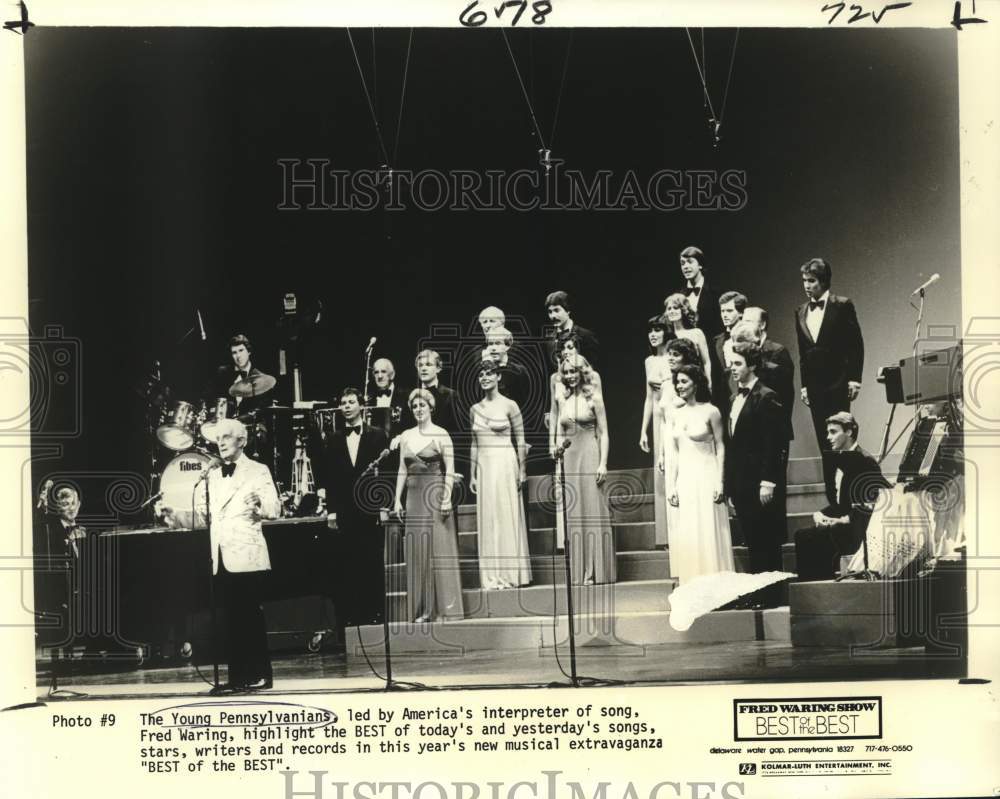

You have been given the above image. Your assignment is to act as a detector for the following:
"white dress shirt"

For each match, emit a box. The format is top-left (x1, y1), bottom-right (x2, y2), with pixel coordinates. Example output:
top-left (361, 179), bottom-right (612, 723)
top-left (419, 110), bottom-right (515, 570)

top-left (345, 425), bottom-right (362, 466)
top-left (686, 274), bottom-right (705, 306)
top-left (805, 290), bottom-right (830, 342)
top-left (729, 377), bottom-right (757, 435)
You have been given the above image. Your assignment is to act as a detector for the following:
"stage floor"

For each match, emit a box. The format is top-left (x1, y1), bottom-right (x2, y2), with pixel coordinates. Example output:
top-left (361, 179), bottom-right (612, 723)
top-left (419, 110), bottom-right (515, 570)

top-left (35, 640), bottom-right (965, 702)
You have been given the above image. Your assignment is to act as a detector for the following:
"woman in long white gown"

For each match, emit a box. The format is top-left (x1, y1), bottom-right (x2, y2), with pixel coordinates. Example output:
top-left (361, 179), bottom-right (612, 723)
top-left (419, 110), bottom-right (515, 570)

top-left (665, 364), bottom-right (735, 584)
top-left (470, 361), bottom-right (531, 590)
top-left (657, 336), bottom-right (706, 567)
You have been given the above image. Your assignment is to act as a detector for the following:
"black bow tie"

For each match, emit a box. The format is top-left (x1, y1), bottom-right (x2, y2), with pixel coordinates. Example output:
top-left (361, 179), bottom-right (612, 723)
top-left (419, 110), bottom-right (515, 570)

top-left (221, 462), bottom-right (236, 478)
top-left (737, 386), bottom-right (751, 398)
top-left (375, 387), bottom-right (392, 397)
top-left (687, 285), bottom-right (701, 296)
top-left (809, 299), bottom-right (826, 311)
top-left (346, 426), bottom-right (362, 437)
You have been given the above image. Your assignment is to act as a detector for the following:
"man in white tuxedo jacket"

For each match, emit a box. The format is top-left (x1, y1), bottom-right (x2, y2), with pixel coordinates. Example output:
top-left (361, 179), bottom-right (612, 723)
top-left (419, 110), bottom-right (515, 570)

top-left (202, 418), bottom-right (281, 694)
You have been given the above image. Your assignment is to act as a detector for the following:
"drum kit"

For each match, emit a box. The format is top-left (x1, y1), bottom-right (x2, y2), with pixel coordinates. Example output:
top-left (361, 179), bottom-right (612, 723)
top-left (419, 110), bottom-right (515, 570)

top-left (144, 370), bottom-right (301, 526)
top-left (141, 357), bottom-right (404, 526)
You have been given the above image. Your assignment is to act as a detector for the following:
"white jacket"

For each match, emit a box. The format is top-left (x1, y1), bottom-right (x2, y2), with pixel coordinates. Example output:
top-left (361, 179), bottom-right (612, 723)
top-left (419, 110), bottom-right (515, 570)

top-left (202, 454), bottom-right (281, 574)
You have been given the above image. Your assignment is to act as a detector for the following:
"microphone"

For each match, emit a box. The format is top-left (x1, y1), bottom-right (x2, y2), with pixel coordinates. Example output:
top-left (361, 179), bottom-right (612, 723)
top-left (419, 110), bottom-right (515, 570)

top-left (37, 479), bottom-right (54, 510)
top-left (197, 309), bottom-right (206, 340)
top-left (194, 461), bottom-right (224, 484)
top-left (910, 273), bottom-right (940, 296)
top-left (138, 490), bottom-right (164, 511)
top-left (553, 439), bottom-right (573, 459)
top-left (361, 448), bottom-right (392, 477)
top-left (365, 337), bottom-right (377, 353)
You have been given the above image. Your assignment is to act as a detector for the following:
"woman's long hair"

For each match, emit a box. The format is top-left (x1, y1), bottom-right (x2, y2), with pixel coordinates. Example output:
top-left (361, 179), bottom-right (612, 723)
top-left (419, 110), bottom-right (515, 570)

top-left (663, 293), bottom-right (698, 329)
top-left (673, 363), bottom-right (711, 404)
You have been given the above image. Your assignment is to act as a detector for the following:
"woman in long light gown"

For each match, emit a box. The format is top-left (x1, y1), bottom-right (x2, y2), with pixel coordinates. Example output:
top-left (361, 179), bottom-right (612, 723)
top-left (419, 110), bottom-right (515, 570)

top-left (469, 361), bottom-right (532, 590)
top-left (664, 364), bottom-right (735, 584)
top-left (393, 388), bottom-right (464, 622)
top-left (663, 292), bottom-right (713, 391)
top-left (550, 355), bottom-right (615, 585)
top-left (639, 315), bottom-right (672, 547)
top-left (656, 336), bottom-right (704, 565)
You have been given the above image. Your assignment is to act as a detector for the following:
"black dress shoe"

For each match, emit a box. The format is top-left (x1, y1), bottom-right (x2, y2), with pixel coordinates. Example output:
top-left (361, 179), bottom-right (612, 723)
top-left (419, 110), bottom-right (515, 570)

top-left (242, 677), bottom-right (273, 691)
top-left (209, 682), bottom-right (239, 696)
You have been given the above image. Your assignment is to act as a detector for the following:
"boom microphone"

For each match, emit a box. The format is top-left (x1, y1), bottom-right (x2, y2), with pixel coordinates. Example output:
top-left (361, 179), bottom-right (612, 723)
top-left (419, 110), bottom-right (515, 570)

top-left (361, 448), bottom-right (392, 477)
top-left (910, 273), bottom-right (940, 296)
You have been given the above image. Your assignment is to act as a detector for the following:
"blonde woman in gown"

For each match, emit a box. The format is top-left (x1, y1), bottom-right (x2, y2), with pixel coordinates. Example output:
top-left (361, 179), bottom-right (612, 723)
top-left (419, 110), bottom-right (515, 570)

top-left (663, 292), bottom-right (713, 391)
top-left (639, 315), bottom-right (671, 547)
top-left (470, 361), bottom-right (531, 590)
top-left (665, 365), bottom-right (735, 583)
top-left (547, 335), bottom-right (601, 548)
top-left (393, 388), bottom-right (464, 622)
top-left (550, 355), bottom-right (615, 585)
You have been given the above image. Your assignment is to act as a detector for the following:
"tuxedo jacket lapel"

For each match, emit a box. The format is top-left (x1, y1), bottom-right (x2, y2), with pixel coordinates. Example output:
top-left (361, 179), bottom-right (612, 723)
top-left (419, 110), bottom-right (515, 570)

top-left (815, 295), bottom-right (839, 345)
top-left (797, 303), bottom-right (815, 344)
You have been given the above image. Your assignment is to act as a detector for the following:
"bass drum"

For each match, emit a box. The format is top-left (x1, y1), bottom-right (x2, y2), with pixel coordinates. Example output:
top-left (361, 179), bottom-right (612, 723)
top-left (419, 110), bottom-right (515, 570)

top-left (158, 450), bottom-right (220, 529)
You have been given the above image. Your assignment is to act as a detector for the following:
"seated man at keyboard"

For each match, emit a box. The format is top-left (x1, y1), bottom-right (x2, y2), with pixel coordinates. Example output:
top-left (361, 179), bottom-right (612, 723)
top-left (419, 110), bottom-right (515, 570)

top-left (794, 412), bottom-right (891, 581)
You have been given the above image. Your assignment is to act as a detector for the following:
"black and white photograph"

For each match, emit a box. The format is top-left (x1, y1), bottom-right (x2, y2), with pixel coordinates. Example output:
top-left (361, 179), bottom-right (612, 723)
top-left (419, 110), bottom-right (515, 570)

top-left (1, 2), bottom-right (998, 798)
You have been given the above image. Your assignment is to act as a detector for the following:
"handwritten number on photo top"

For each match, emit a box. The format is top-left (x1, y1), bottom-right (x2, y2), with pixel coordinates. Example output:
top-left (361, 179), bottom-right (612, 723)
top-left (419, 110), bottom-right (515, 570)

top-left (952, 0), bottom-right (988, 29)
top-left (459, 1), bottom-right (487, 26)
top-left (460, 0), bottom-right (553, 26)
top-left (821, 2), bottom-right (913, 24)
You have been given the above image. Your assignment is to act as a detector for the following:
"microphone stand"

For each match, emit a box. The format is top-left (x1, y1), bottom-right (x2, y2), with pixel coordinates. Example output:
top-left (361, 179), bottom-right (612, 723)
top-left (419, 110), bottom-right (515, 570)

top-left (548, 441), bottom-right (624, 689)
top-left (362, 344), bottom-right (375, 427)
top-left (193, 471), bottom-right (221, 692)
top-left (554, 443), bottom-right (579, 687)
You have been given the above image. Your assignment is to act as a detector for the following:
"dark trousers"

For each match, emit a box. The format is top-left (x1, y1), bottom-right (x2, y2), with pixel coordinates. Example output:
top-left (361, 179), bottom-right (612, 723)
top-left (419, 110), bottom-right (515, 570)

top-left (808, 389), bottom-right (850, 504)
top-left (214, 564), bottom-right (271, 686)
top-left (732, 484), bottom-right (786, 607)
top-left (794, 522), bottom-right (863, 581)
top-left (336, 518), bottom-right (386, 627)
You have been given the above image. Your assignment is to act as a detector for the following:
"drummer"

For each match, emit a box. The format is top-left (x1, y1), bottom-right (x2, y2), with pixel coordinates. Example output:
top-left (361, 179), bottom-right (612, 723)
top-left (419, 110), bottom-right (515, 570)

top-left (212, 334), bottom-right (276, 416)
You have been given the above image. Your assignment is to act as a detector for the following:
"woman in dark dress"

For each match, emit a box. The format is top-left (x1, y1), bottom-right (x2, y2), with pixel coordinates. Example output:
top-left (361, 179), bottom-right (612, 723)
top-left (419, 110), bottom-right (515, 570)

top-left (393, 388), bottom-right (464, 622)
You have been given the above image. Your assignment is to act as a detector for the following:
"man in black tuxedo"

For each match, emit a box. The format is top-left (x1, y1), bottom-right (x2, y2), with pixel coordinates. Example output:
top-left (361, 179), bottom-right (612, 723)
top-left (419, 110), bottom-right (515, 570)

top-left (794, 258), bottom-right (865, 503)
top-left (712, 290), bottom-right (747, 412)
top-left (415, 349), bottom-right (459, 434)
top-left (371, 358), bottom-right (411, 439)
top-left (725, 342), bottom-right (788, 607)
top-left (543, 290), bottom-right (599, 368)
top-left (741, 307), bottom-right (795, 445)
top-left (678, 246), bottom-right (723, 344)
top-left (323, 388), bottom-right (390, 627)
top-left (794, 413), bottom-right (890, 580)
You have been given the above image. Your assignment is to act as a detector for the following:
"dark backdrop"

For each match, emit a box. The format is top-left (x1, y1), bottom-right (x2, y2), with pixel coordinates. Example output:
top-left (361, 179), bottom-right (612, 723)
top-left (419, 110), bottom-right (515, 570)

top-left (26, 27), bottom-right (960, 495)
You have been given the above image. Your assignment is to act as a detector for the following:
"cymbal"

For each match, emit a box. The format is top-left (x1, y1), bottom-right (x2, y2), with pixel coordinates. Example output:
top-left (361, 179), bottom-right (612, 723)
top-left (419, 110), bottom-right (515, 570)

top-left (229, 372), bottom-right (277, 398)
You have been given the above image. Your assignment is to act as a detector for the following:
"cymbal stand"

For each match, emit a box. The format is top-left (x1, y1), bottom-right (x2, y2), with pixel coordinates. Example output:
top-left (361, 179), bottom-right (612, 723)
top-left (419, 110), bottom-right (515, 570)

top-left (289, 433), bottom-right (315, 505)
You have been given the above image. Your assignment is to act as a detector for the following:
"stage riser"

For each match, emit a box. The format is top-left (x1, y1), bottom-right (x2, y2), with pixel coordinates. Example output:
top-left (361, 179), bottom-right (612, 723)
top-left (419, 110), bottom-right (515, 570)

top-left (345, 608), bottom-right (785, 658)
top-left (387, 579), bottom-right (675, 621)
top-left (518, 459), bottom-right (824, 504)
top-left (456, 518), bottom-right (815, 558)
top-left (455, 488), bottom-right (826, 532)
top-left (385, 545), bottom-right (798, 590)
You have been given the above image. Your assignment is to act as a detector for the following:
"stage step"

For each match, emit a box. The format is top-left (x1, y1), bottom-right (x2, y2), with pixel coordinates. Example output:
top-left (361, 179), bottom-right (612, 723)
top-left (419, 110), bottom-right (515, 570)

top-left (456, 482), bottom-right (827, 532)
top-left (384, 545), bottom-right (798, 593)
top-left (386, 578), bottom-right (676, 622)
top-left (346, 606), bottom-right (793, 659)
